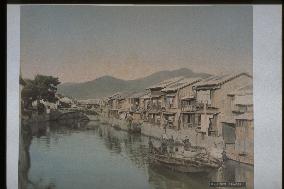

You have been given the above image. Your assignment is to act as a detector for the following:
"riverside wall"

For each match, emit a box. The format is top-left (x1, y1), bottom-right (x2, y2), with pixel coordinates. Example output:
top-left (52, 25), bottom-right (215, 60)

top-left (97, 115), bottom-right (225, 160)
top-left (97, 115), bottom-right (254, 165)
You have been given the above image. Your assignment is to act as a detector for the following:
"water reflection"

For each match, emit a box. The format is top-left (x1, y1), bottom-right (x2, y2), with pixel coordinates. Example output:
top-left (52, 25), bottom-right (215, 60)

top-left (19, 120), bottom-right (253, 189)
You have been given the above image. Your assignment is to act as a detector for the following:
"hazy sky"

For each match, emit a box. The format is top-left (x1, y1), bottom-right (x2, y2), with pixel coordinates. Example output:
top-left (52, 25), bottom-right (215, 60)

top-left (21, 5), bottom-right (252, 83)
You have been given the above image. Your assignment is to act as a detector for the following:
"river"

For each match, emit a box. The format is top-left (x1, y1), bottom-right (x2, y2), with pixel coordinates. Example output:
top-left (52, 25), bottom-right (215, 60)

top-left (20, 120), bottom-right (253, 189)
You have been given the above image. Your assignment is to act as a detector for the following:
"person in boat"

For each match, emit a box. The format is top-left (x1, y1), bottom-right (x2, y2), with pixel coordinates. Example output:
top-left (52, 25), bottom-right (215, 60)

top-left (160, 134), bottom-right (168, 154)
top-left (163, 120), bottom-right (168, 133)
top-left (222, 150), bottom-right (227, 161)
top-left (183, 136), bottom-right (192, 151)
top-left (148, 137), bottom-right (153, 153)
top-left (168, 135), bottom-right (175, 156)
top-left (126, 113), bottom-right (133, 129)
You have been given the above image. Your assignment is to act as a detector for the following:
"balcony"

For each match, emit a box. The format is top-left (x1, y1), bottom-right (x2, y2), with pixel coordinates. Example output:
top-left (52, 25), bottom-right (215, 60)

top-left (129, 105), bottom-right (141, 112)
top-left (164, 103), bottom-right (177, 110)
top-left (232, 107), bottom-right (247, 114)
top-left (146, 104), bottom-right (162, 112)
top-left (181, 104), bottom-right (197, 112)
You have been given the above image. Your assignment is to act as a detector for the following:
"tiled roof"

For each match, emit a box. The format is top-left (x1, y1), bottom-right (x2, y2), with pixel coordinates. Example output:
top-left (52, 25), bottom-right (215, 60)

top-left (161, 77), bottom-right (201, 92)
top-left (193, 73), bottom-right (252, 89)
top-left (147, 76), bottom-right (185, 90)
top-left (129, 91), bottom-right (149, 99)
top-left (140, 92), bottom-right (151, 99)
top-left (108, 92), bottom-right (134, 100)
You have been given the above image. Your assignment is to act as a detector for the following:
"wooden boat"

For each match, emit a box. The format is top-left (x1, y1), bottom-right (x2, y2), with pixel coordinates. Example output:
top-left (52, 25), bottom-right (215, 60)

top-left (148, 146), bottom-right (223, 173)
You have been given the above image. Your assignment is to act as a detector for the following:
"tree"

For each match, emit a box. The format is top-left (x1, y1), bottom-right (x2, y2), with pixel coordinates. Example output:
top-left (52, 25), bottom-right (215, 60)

top-left (21, 75), bottom-right (61, 107)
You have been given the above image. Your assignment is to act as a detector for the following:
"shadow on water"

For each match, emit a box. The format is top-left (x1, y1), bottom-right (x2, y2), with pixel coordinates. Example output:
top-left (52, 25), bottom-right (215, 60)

top-left (90, 123), bottom-right (253, 189)
top-left (19, 119), bottom-right (89, 189)
top-left (19, 120), bottom-right (253, 189)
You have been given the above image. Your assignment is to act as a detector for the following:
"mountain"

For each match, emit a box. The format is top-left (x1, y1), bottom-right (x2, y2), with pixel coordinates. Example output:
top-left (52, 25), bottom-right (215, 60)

top-left (57, 68), bottom-right (211, 99)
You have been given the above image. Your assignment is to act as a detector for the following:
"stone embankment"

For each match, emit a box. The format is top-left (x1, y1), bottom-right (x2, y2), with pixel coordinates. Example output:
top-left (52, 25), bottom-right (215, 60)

top-left (96, 115), bottom-right (224, 160)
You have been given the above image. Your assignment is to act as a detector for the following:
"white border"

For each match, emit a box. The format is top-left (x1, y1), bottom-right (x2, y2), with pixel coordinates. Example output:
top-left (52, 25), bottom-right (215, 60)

top-left (7, 5), bottom-right (20, 189)
top-left (6, 5), bottom-right (282, 189)
top-left (253, 5), bottom-right (282, 189)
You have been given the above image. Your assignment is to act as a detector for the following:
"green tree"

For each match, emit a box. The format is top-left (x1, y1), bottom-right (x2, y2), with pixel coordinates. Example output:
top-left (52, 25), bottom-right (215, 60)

top-left (21, 75), bottom-right (61, 107)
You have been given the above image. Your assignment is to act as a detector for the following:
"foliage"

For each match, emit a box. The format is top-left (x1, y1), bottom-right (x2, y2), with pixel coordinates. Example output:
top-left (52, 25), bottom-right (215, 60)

top-left (21, 75), bottom-right (61, 106)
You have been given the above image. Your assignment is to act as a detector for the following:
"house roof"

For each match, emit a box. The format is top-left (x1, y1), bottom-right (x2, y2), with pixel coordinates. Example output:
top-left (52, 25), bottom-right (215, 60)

top-left (129, 91), bottom-right (149, 99)
top-left (151, 94), bottom-right (163, 98)
top-left (181, 95), bottom-right (195, 101)
top-left (193, 73), bottom-right (252, 90)
top-left (140, 92), bottom-right (151, 99)
top-left (108, 92), bottom-right (134, 101)
top-left (147, 76), bottom-right (185, 90)
top-left (161, 77), bottom-right (202, 93)
top-left (107, 92), bottom-right (121, 100)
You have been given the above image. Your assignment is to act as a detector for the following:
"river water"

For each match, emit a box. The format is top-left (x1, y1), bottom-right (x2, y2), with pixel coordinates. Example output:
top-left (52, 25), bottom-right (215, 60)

top-left (22, 120), bottom-right (253, 189)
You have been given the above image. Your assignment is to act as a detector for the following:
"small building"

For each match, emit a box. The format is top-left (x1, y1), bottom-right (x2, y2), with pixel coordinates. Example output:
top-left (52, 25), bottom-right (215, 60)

top-left (221, 84), bottom-right (254, 164)
top-left (128, 91), bottom-right (148, 112)
top-left (137, 92), bottom-right (151, 121)
top-left (146, 77), bottom-right (184, 126)
top-left (126, 91), bottom-right (150, 121)
top-left (161, 77), bottom-right (202, 129)
top-left (106, 92), bottom-right (134, 119)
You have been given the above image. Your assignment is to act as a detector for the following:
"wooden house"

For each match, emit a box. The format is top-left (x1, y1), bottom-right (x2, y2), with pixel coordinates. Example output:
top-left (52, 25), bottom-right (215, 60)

top-left (221, 84), bottom-right (254, 164)
top-left (137, 92), bottom-right (151, 121)
top-left (145, 77), bottom-right (184, 125)
top-left (127, 91), bottom-right (150, 121)
top-left (160, 77), bottom-right (202, 129)
top-left (106, 92), bottom-right (132, 119)
top-left (192, 73), bottom-right (253, 137)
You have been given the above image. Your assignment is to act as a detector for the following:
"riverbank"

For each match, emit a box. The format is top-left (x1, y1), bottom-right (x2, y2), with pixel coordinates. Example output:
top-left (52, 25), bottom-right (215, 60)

top-left (95, 115), bottom-right (224, 161)
top-left (94, 115), bottom-right (254, 166)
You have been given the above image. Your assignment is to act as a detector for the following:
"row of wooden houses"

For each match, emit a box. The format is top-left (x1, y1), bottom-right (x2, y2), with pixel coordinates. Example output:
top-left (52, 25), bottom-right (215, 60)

top-left (98, 72), bottom-right (253, 164)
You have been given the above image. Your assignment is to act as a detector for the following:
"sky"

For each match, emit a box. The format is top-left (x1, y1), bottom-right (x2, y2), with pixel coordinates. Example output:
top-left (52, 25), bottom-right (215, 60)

top-left (20, 5), bottom-right (253, 83)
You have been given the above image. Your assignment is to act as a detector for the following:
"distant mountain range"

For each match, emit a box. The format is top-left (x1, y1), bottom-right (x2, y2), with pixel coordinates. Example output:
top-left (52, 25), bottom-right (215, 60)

top-left (57, 68), bottom-right (211, 99)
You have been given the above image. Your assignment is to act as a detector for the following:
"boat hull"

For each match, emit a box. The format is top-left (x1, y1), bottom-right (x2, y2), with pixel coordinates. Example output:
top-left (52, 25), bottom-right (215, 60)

top-left (148, 153), bottom-right (221, 173)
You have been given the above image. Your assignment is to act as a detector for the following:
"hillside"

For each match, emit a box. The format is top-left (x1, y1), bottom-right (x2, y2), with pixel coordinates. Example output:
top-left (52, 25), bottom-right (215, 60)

top-left (57, 68), bottom-right (210, 99)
